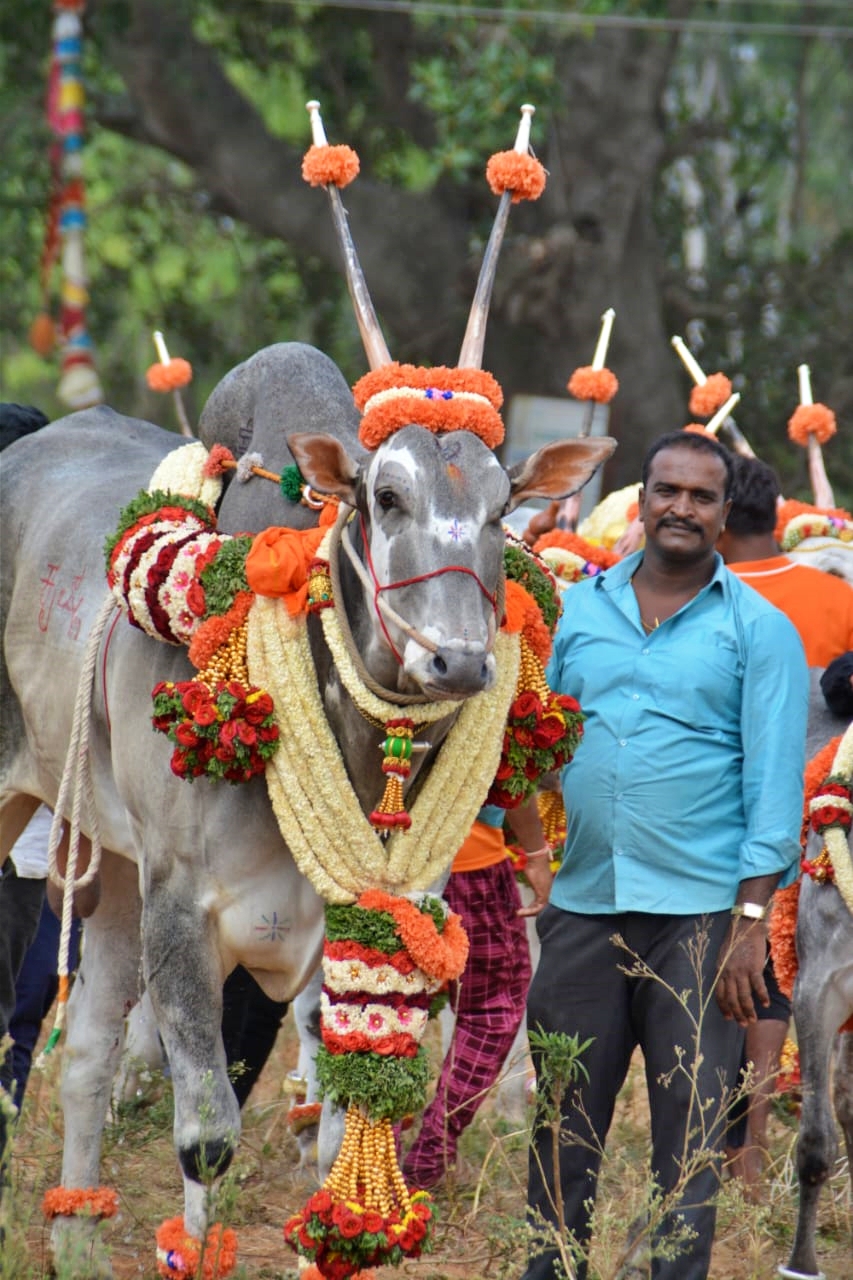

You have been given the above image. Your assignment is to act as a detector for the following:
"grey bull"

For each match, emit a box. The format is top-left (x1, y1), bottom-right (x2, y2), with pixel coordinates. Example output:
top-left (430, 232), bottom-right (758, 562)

top-left (0, 341), bottom-right (614, 1275)
top-left (780, 675), bottom-right (853, 1280)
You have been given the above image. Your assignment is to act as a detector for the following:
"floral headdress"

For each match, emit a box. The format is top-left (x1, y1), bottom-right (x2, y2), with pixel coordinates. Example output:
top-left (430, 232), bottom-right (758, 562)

top-left (302, 99), bottom-right (545, 451)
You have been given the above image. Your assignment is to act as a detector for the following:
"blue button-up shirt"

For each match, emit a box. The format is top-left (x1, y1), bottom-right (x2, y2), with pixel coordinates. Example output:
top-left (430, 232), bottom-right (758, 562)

top-left (545, 550), bottom-right (809, 915)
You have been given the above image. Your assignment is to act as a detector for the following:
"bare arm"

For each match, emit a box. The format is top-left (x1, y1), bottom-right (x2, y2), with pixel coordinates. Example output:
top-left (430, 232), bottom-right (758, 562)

top-left (505, 796), bottom-right (553, 918)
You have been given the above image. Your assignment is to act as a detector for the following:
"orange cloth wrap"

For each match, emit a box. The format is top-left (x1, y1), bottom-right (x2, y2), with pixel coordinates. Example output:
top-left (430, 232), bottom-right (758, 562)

top-left (245, 505), bottom-right (337, 617)
top-left (451, 819), bottom-right (508, 873)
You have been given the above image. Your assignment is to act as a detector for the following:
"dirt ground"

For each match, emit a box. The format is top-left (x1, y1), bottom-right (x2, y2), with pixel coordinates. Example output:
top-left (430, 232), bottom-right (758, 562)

top-left (6, 1019), bottom-right (853, 1280)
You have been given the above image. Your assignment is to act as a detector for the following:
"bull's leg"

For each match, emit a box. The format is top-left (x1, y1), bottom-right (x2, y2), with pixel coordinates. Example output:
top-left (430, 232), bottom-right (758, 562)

top-left (781, 972), bottom-right (848, 1279)
top-left (140, 882), bottom-right (239, 1239)
top-left (51, 850), bottom-right (142, 1280)
top-left (832, 1032), bottom-right (853, 1224)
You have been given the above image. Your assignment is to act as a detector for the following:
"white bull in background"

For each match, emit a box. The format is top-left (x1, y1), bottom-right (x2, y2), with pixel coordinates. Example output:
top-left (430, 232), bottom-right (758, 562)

top-left (0, 340), bottom-right (613, 1277)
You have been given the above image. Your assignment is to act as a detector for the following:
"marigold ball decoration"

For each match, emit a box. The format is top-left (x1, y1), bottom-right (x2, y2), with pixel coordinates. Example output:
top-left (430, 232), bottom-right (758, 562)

top-left (485, 150), bottom-right (546, 203)
top-left (788, 402), bottom-right (837, 447)
top-left (566, 367), bottom-right (619, 404)
top-left (147, 357), bottom-right (193, 393)
top-left (42, 1185), bottom-right (119, 1220)
top-left (688, 372), bottom-right (732, 418)
top-left (302, 143), bottom-right (361, 189)
top-left (155, 1215), bottom-right (238, 1280)
top-left (353, 362), bottom-right (505, 451)
top-left (29, 310), bottom-right (57, 356)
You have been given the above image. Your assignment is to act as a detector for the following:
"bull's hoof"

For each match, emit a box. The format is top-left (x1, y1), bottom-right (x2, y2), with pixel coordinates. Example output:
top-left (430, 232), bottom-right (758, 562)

top-left (778, 1266), bottom-right (826, 1279)
top-left (178, 1137), bottom-right (235, 1183)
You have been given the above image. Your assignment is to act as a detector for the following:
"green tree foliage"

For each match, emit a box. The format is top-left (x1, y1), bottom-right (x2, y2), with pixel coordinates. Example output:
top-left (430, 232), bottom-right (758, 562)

top-left (1, 0), bottom-right (851, 500)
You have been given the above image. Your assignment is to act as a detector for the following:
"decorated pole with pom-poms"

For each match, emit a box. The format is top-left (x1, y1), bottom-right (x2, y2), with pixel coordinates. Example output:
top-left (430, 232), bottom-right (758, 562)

top-left (31, 0), bottom-right (103, 409)
top-left (146, 330), bottom-right (195, 438)
top-left (788, 363), bottom-right (837, 510)
top-left (567, 307), bottom-right (619, 438)
top-left (670, 335), bottom-right (754, 457)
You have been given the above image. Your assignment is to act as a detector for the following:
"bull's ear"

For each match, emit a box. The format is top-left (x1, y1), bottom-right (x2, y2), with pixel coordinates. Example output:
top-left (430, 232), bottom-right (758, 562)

top-left (505, 436), bottom-right (617, 512)
top-left (287, 432), bottom-right (362, 504)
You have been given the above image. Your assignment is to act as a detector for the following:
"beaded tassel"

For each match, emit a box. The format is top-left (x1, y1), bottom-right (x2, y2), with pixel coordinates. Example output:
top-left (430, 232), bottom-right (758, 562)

top-left (516, 632), bottom-right (550, 700)
top-left (369, 719), bottom-right (414, 832)
top-left (325, 1106), bottom-right (413, 1217)
top-left (197, 616), bottom-right (249, 687)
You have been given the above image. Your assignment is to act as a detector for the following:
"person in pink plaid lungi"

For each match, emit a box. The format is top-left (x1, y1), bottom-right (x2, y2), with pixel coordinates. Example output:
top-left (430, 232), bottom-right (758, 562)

top-left (402, 800), bottom-right (553, 1189)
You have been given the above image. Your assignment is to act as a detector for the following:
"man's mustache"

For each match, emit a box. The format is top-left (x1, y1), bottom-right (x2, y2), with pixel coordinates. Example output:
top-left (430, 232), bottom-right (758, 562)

top-left (657, 517), bottom-right (703, 533)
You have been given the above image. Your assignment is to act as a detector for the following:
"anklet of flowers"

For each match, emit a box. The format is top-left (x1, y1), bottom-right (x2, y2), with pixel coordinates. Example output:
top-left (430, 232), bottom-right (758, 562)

top-left (42, 1185), bottom-right (119, 1219)
top-left (155, 1215), bottom-right (238, 1280)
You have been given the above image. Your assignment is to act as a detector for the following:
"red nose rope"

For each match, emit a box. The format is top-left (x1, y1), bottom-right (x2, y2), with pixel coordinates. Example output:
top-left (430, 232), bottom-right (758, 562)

top-left (357, 514), bottom-right (498, 665)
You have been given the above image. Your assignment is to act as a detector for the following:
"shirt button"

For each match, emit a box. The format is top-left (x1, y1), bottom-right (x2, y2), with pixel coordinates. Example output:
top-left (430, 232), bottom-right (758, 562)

top-left (615, 848), bottom-right (623, 856)
top-left (641, 648), bottom-right (650, 655)
top-left (632, 693), bottom-right (639, 700)
top-left (619, 738), bottom-right (627, 747)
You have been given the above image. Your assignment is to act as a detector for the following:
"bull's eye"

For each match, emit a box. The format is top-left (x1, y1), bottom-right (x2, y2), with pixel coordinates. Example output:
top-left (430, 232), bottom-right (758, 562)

top-left (376, 488), bottom-right (396, 511)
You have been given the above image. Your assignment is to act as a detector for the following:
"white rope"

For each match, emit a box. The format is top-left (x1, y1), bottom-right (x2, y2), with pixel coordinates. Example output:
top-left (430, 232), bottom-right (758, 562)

top-left (38, 592), bottom-right (117, 1061)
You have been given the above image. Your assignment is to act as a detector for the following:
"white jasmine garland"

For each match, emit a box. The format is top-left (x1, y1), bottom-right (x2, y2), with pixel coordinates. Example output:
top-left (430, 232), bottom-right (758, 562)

top-left (821, 722), bottom-right (853, 915)
top-left (147, 441), bottom-right (223, 508)
top-left (323, 955), bottom-right (438, 998)
top-left (246, 594), bottom-right (519, 903)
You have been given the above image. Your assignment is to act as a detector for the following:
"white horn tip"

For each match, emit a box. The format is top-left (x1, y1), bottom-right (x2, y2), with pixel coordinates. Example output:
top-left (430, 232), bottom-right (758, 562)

top-left (306, 99), bottom-right (321, 111)
top-left (521, 103), bottom-right (535, 115)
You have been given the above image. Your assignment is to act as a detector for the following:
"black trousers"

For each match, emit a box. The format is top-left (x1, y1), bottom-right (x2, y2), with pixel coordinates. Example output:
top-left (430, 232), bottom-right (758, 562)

top-left (523, 907), bottom-right (743, 1280)
top-left (0, 863), bottom-right (46, 1185)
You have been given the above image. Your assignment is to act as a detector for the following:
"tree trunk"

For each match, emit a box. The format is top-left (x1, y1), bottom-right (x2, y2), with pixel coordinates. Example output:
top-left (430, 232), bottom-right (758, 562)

top-left (94, 0), bottom-right (692, 487)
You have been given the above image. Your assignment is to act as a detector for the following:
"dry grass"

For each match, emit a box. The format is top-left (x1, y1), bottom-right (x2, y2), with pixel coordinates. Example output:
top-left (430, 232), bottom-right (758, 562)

top-left (3, 1017), bottom-right (853, 1279)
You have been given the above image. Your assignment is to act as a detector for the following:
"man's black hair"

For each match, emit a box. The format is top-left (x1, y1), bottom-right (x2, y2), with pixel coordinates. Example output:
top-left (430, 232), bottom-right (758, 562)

top-left (724, 453), bottom-right (781, 536)
top-left (641, 430), bottom-right (735, 500)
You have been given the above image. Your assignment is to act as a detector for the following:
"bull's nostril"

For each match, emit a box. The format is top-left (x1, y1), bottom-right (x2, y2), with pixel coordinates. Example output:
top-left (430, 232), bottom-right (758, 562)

top-left (433, 655), bottom-right (448, 676)
top-left (481, 663), bottom-right (489, 683)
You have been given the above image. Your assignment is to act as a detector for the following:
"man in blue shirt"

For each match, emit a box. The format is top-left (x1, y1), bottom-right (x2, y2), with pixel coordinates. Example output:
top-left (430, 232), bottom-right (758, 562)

top-left (523, 430), bottom-right (809, 1280)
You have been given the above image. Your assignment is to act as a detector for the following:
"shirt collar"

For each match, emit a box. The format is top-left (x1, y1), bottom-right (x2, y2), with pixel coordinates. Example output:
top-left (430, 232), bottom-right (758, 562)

top-left (597, 548), bottom-right (729, 596)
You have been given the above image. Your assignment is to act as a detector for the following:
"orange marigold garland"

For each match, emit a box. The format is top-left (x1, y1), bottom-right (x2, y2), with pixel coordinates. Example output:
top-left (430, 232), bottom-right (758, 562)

top-left (155, 1215), bottom-right (238, 1280)
top-left (774, 498), bottom-right (853, 545)
top-left (769, 735), bottom-right (844, 999)
top-left (485, 150), bottom-right (546, 203)
top-left (688, 372), bottom-right (732, 418)
top-left (567, 367), bottom-right (619, 404)
top-left (43, 1185), bottom-right (119, 1219)
top-left (286, 895), bottom-right (464, 1277)
top-left (353, 363), bottom-right (504, 451)
top-left (788, 402), bottom-right (837, 447)
top-left (532, 530), bottom-right (620, 574)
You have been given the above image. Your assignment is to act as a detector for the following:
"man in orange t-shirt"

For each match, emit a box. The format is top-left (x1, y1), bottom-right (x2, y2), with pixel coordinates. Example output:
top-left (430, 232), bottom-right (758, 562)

top-left (718, 454), bottom-right (853, 667)
top-left (718, 452), bottom-right (853, 1194)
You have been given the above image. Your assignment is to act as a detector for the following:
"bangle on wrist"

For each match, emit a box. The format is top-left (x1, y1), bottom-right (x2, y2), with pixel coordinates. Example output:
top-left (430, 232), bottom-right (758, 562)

top-left (524, 845), bottom-right (553, 861)
top-left (731, 901), bottom-right (768, 921)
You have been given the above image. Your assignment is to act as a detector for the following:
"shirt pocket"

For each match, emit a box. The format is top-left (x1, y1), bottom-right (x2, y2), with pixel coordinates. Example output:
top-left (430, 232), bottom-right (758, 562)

top-left (649, 632), bottom-right (742, 732)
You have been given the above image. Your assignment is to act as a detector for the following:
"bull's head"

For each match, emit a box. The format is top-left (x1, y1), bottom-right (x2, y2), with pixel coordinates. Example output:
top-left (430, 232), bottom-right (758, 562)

top-left (288, 427), bottom-right (614, 698)
top-left (291, 101), bottom-right (616, 698)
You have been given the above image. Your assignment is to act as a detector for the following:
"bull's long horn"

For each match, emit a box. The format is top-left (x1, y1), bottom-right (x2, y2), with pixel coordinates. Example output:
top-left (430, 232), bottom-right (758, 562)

top-left (306, 100), bottom-right (392, 371)
top-left (458, 104), bottom-right (537, 371)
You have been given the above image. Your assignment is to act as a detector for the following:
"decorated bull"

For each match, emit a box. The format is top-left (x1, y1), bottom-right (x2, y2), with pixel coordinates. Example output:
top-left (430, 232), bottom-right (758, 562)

top-left (0, 103), bottom-right (614, 1279)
